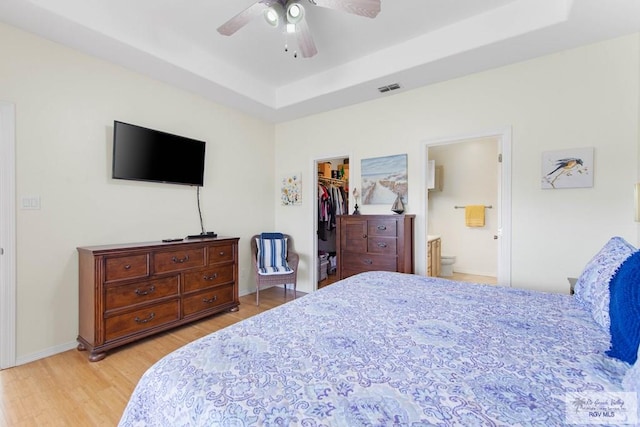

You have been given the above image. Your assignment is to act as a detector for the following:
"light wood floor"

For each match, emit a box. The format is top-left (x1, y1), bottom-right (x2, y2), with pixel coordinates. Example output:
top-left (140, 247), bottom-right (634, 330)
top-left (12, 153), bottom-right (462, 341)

top-left (0, 286), bottom-right (303, 427)
top-left (317, 272), bottom-right (340, 289)
top-left (450, 272), bottom-right (497, 285)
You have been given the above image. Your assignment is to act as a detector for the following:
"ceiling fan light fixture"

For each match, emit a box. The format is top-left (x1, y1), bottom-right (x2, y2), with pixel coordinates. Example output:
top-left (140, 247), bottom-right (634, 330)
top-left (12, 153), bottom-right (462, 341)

top-left (286, 2), bottom-right (304, 25)
top-left (264, 3), bottom-right (284, 28)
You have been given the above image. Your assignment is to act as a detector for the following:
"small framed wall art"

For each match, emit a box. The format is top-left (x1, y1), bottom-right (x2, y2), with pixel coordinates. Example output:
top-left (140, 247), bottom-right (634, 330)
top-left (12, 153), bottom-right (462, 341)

top-left (281, 173), bottom-right (302, 205)
top-left (361, 154), bottom-right (408, 204)
top-left (541, 147), bottom-right (593, 189)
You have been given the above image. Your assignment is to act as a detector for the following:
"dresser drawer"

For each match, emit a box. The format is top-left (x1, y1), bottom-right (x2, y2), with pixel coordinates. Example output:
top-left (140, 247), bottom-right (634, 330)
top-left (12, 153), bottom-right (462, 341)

top-left (105, 299), bottom-right (179, 342)
top-left (342, 253), bottom-right (397, 272)
top-left (182, 284), bottom-right (234, 317)
top-left (208, 243), bottom-right (235, 264)
top-left (105, 276), bottom-right (179, 311)
top-left (368, 219), bottom-right (397, 237)
top-left (153, 248), bottom-right (205, 274)
top-left (367, 237), bottom-right (397, 255)
top-left (104, 254), bottom-right (149, 282)
top-left (183, 264), bottom-right (234, 293)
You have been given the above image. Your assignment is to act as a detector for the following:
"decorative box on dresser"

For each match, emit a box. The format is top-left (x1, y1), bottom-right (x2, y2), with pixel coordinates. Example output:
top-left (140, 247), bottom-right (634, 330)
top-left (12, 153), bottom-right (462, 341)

top-left (337, 214), bottom-right (415, 279)
top-left (77, 237), bottom-right (239, 362)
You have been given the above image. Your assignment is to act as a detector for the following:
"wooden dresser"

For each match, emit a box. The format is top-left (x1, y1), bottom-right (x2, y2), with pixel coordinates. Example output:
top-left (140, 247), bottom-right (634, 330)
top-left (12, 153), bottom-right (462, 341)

top-left (337, 214), bottom-right (415, 279)
top-left (77, 237), bottom-right (239, 361)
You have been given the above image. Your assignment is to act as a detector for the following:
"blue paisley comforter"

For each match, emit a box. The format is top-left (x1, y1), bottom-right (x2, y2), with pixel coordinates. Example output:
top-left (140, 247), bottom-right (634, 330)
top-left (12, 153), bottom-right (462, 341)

top-left (119, 271), bottom-right (627, 426)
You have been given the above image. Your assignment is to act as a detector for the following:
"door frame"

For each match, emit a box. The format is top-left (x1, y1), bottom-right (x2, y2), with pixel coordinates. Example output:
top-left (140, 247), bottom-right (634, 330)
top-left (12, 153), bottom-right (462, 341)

top-left (311, 153), bottom-right (350, 291)
top-left (421, 128), bottom-right (512, 286)
top-left (0, 102), bottom-right (17, 369)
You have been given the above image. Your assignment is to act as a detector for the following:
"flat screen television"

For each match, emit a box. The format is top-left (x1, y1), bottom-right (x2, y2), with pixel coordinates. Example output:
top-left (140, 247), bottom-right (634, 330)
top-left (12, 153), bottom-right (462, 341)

top-left (112, 121), bottom-right (206, 186)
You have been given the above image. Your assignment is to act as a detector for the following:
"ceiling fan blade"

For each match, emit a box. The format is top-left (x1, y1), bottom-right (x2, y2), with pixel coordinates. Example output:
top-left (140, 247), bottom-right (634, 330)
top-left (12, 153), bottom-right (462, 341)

top-left (217, 0), bottom-right (279, 36)
top-left (308, 0), bottom-right (381, 19)
top-left (296, 17), bottom-right (318, 58)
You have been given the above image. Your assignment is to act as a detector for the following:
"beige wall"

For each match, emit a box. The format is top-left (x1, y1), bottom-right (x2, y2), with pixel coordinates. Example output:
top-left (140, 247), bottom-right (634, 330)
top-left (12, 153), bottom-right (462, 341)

top-left (2, 20), bottom-right (640, 364)
top-left (0, 23), bottom-right (275, 363)
top-left (275, 33), bottom-right (640, 295)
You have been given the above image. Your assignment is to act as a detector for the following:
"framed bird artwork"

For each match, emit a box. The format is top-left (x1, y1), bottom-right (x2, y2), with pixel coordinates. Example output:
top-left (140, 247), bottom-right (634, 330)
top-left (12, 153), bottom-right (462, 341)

top-left (541, 147), bottom-right (594, 189)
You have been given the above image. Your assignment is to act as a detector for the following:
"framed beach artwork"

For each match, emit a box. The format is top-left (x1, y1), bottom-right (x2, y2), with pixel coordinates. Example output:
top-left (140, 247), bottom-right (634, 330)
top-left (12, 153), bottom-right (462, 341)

top-left (361, 154), bottom-right (408, 204)
top-left (541, 147), bottom-right (593, 189)
top-left (281, 173), bottom-right (302, 205)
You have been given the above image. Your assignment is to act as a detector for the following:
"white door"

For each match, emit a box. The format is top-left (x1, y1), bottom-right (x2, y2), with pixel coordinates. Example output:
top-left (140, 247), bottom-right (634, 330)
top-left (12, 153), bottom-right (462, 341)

top-left (0, 102), bottom-right (17, 369)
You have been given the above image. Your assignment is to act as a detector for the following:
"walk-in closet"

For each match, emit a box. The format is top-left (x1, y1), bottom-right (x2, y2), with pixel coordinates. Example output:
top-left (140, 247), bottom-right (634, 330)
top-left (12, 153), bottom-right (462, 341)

top-left (316, 158), bottom-right (349, 288)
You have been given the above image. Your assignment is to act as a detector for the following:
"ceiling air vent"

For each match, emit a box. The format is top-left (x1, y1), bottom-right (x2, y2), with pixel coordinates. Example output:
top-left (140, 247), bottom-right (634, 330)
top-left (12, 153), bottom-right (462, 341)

top-left (377, 83), bottom-right (401, 93)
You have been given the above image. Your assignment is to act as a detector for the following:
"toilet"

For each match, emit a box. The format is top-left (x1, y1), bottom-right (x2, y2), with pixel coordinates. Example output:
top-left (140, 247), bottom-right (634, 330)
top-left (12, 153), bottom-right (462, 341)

top-left (440, 255), bottom-right (456, 277)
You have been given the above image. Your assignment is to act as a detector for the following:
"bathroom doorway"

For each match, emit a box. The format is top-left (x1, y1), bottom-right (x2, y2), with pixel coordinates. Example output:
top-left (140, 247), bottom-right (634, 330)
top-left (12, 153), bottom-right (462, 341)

top-left (424, 130), bottom-right (511, 286)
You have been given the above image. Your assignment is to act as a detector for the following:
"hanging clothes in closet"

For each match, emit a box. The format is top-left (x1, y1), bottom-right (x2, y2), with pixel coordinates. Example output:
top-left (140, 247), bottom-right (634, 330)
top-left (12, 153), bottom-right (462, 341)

top-left (318, 179), bottom-right (348, 241)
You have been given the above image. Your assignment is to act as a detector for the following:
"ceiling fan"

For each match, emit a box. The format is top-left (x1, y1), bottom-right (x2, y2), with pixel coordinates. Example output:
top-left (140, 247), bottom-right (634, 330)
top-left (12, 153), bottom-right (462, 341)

top-left (217, 0), bottom-right (381, 58)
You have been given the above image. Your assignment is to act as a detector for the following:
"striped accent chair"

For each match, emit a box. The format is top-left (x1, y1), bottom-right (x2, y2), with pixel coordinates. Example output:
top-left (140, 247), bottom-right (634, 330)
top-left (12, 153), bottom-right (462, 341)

top-left (251, 233), bottom-right (299, 305)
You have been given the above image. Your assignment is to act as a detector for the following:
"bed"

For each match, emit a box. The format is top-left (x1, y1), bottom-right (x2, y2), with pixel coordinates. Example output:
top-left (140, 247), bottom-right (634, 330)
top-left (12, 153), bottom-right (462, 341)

top-left (119, 237), bottom-right (640, 426)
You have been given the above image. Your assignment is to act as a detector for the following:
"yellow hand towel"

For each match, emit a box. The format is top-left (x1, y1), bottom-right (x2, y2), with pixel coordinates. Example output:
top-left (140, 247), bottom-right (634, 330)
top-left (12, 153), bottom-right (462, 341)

top-left (465, 205), bottom-right (485, 227)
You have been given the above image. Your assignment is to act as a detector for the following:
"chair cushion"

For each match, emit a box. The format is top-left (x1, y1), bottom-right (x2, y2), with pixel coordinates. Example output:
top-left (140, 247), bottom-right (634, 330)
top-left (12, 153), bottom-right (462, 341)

top-left (256, 236), bottom-right (292, 275)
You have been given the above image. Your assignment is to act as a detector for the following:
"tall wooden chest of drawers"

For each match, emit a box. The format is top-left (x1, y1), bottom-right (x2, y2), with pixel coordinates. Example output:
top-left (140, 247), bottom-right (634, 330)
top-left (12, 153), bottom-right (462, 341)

top-left (77, 237), bottom-right (239, 361)
top-left (337, 214), bottom-right (415, 279)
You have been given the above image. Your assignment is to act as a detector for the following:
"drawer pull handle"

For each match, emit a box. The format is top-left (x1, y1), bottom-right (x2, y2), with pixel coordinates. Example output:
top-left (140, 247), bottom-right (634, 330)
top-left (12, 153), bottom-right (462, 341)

top-left (204, 273), bottom-right (218, 281)
top-left (134, 312), bottom-right (155, 324)
top-left (203, 295), bottom-right (218, 304)
top-left (172, 255), bottom-right (190, 263)
top-left (377, 225), bottom-right (387, 231)
top-left (363, 259), bottom-right (373, 265)
top-left (134, 285), bottom-right (155, 296)
top-left (362, 234), bottom-right (368, 239)
top-left (219, 251), bottom-right (225, 256)
top-left (377, 242), bottom-right (388, 248)
top-left (124, 264), bottom-right (132, 270)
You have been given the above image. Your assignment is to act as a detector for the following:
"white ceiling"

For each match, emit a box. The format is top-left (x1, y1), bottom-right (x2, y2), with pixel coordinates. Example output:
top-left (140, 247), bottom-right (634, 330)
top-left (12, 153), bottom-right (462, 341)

top-left (2, 0), bottom-right (640, 123)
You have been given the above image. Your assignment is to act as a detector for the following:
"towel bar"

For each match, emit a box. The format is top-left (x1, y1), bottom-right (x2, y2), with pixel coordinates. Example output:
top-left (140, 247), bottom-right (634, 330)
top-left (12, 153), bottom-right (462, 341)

top-left (454, 205), bottom-right (492, 209)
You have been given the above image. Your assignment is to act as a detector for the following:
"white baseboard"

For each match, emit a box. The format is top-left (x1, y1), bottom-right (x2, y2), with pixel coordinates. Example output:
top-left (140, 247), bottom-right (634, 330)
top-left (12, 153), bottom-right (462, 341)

top-left (15, 341), bottom-right (78, 366)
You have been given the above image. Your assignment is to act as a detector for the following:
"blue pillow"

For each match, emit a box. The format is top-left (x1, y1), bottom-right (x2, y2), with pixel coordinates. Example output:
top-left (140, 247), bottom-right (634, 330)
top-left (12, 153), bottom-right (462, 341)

top-left (256, 236), bottom-right (291, 275)
top-left (607, 251), bottom-right (640, 364)
top-left (622, 346), bottom-right (640, 421)
top-left (261, 232), bottom-right (284, 239)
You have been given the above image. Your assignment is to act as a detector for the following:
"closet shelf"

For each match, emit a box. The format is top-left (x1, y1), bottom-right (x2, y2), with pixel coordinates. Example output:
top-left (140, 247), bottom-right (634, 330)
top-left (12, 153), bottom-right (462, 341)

top-left (318, 176), bottom-right (347, 186)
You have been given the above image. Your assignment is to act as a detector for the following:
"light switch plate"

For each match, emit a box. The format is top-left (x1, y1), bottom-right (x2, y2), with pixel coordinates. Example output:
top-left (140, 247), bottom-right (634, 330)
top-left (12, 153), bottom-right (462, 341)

top-left (21, 196), bottom-right (40, 210)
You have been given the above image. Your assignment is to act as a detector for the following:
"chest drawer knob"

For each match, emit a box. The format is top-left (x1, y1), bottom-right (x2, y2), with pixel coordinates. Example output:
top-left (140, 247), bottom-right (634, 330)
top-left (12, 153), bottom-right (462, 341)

top-left (377, 225), bottom-right (387, 231)
top-left (171, 255), bottom-right (190, 264)
top-left (363, 259), bottom-right (373, 265)
top-left (134, 285), bottom-right (155, 296)
top-left (134, 312), bottom-right (155, 324)
top-left (124, 264), bottom-right (132, 270)
top-left (219, 251), bottom-right (225, 256)
top-left (377, 242), bottom-right (388, 248)
top-left (204, 273), bottom-right (218, 281)
top-left (203, 295), bottom-right (218, 304)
